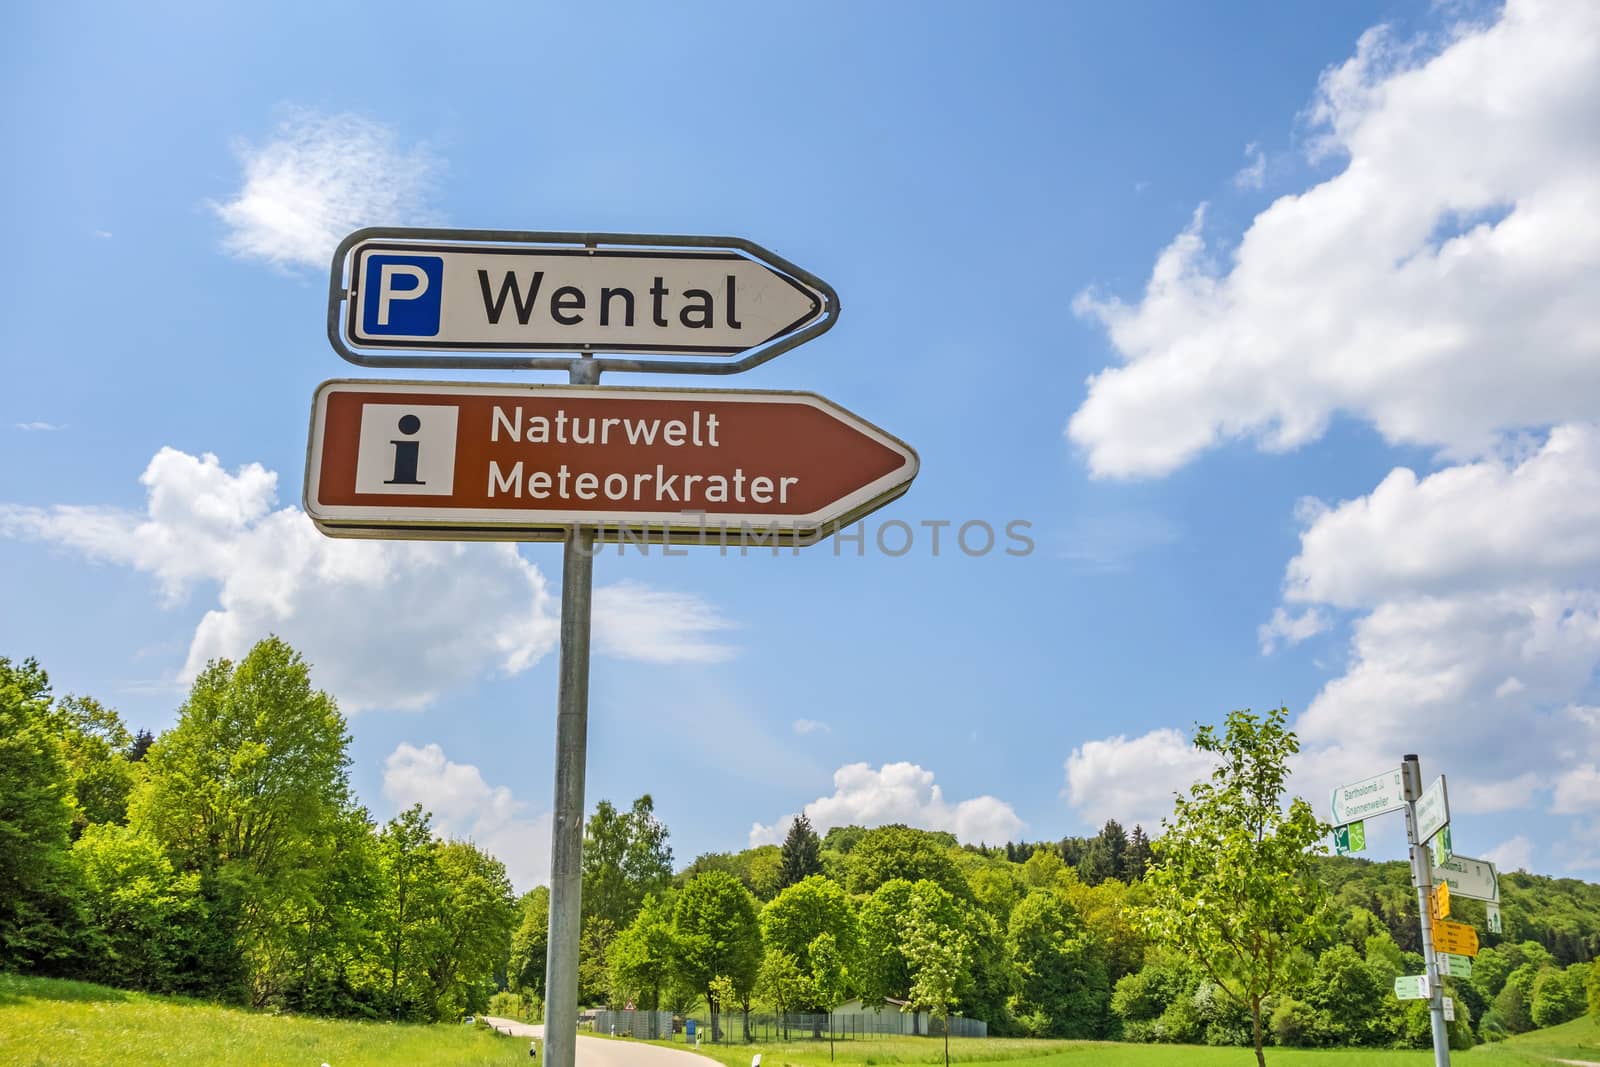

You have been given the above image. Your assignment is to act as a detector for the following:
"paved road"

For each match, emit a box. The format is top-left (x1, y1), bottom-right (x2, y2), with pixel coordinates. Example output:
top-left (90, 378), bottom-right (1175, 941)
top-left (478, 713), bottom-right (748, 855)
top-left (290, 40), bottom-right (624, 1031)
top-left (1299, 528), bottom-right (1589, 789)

top-left (481, 1018), bottom-right (712, 1066)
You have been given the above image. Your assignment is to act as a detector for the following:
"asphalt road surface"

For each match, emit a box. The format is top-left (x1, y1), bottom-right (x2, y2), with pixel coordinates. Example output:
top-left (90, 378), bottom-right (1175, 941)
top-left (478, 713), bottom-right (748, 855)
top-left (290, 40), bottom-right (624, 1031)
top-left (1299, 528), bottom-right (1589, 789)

top-left (481, 1018), bottom-right (712, 1066)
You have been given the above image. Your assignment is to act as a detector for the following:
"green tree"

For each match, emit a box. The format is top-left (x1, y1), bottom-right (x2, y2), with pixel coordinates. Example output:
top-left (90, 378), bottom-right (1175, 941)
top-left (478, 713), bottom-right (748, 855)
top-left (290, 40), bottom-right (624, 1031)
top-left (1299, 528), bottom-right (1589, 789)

top-left (1137, 708), bottom-right (1328, 1067)
top-left (374, 804), bottom-right (444, 1019)
top-left (778, 813), bottom-right (823, 890)
top-left (1530, 964), bottom-right (1587, 1028)
top-left (578, 915), bottom-right (619, 1006)
top-left (71, 822), bottom-right (203, 991)
top-left (0, 656), bottom-right (78, 968)
top-left (422, 840), bottom-right (516, 1018)
top-left (903, 900), bottom-right (969, 1067)
top-left (1006, 888), bottom-right (1109, 1038)
top-left (1587, 957), bottom-right (1600, 1018)
top-left (1122, 825), bottom-right (1153, 882)
top-left (1306, 943), bottom-right (1387, 1045)
top-left (608, 892), bottom-right (677, 1015)
top-left (1079, 820), bottom-right (1129, 887)
top-left (671, 871), bottom-right (762, 1040)
top-left (510, 885), bottom-right (550, 1000)
top-left (50, 695), bottom-right (138, 835)
top-left (760, 874), bottom-right (858, 1005)
top-left (858, 878), bottom-right (965, 1020)
top-left (755, 948), bottom-right (810, 1035)
top-left (128, 638), bottom-right (357, 1007)
top-left (846, 825), bottom-right (967, 899)
top-left (582, 795), bottom-right (673, 930)
top-left (810, 931), bottom-right (850, 1057)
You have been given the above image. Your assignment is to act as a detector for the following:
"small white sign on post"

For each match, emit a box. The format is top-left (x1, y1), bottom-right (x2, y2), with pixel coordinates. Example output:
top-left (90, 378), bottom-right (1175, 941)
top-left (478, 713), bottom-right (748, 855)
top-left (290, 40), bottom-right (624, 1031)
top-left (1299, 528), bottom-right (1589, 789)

top-left (1331, 768), bottom-right (1407, 824)
top-left (1443, 996), bottom-right (1455, 1022)
top-left (1415, 775), bottom-right (1450, 844)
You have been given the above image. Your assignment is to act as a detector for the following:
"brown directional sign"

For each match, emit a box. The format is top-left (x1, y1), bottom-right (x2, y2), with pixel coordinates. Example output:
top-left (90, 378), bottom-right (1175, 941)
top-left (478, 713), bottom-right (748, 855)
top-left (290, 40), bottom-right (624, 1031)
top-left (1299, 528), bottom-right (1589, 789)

top-left (1432, 919), bottom-right (1479, 958)
top-left (304, 380), bottom-right (918, 545)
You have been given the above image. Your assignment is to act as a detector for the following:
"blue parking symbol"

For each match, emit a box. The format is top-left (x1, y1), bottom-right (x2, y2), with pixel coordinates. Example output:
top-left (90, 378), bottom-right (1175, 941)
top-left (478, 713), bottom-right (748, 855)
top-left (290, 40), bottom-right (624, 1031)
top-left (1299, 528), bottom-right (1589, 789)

top-left (361, 254), bottom-right (444, 336)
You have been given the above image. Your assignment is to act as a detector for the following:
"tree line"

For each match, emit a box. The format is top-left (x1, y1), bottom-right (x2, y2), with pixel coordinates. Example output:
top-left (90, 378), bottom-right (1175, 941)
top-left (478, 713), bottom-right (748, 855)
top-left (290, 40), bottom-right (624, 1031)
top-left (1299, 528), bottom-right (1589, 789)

top-left (1, 640), bottom-right (516, 1021)
top-left (6, 647), bottom-right (1598, 1057)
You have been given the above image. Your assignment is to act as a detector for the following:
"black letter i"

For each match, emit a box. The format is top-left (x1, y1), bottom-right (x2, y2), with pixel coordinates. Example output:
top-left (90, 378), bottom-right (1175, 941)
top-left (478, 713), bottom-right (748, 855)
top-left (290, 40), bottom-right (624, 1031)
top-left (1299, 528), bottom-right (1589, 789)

top-left (386, 413), bottom-right (425, 485)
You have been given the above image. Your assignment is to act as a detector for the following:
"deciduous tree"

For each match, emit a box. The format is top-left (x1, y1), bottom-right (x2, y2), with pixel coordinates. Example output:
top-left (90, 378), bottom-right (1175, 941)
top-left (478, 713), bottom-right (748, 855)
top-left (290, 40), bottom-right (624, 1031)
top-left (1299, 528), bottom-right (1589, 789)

top-left (1137, 707), bottom-right (1328, 1067)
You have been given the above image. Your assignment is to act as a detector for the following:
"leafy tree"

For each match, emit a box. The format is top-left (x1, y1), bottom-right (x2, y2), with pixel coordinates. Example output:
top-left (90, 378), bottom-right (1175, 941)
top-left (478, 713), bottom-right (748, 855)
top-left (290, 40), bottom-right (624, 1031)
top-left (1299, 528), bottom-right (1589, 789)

top-left (903, 900), bottom-right (969, 1067)
top-left (582, 795), bottom-right (673, 931)
top-left (1587, 957), bottom-right (1600, 1018)
top-left (858, 878), bottom-right (965, 1020)
top-left (50, 695), bottom-right (138, 835)
top-left (1486, 962), bottom-right (1539, 1034)
top-left (0, 656), bottom-right (78, 968)
top-left (760, 874), bottom-right (858, 999)
top-left (374, 804), bottom-right (443, 1019)
top-left (1006, 888), bottom-right (1109, 1038)
top-left (810, 930), bottom-right (850, 1057)
top-left (128, 638), bottom-right (357, 1006)
top-left (821, 825), bottom-right (867, 854)
top-left (755, 948), bottom-right (810, 1033)
top-left (1305, 943), bottom-right (1387, 1046)
top-left (778, 813), bottom-right (823, 889)
top-left (671, 871), bottom-right (762, 1039)
top-left (1530, 964), bottom-right (1587, 1028)
top-left (422, 840), bottom-right (516, 1018)
top-left (608, 892), bottom-right (677, 1013)
top-left (71, 822), bottom-right (203, 991)
top-left (578, 916), bottom-right (618, 1006)
top-left (1019, 848), bottom-right (1070, 889)
top-left (846, 825), bottom-right (968, 899)
top-left (509, 886), bottom-right (550, 998)
top-left (1137, 708), bottom-right (1328, 1067)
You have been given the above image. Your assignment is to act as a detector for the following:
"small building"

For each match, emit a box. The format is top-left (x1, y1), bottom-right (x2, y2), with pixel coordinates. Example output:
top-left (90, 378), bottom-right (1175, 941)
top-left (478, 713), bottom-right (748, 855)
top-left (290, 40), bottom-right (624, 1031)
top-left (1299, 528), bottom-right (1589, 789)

top-left (829, 997), bottom-right (931, 1035)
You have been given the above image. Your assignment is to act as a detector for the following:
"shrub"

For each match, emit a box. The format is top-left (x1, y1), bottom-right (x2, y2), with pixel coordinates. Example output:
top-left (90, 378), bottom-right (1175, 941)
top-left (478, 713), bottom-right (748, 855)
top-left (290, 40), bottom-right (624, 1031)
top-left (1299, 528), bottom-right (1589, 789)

top-left (1270, 997), bottom-right (1323, 1047)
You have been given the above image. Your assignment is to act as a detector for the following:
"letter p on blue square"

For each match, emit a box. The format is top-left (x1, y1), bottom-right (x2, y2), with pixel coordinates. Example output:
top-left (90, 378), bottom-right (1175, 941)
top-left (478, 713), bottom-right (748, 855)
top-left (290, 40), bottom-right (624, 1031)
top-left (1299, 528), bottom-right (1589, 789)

top-left (361, 254), bottom-right (444, 336)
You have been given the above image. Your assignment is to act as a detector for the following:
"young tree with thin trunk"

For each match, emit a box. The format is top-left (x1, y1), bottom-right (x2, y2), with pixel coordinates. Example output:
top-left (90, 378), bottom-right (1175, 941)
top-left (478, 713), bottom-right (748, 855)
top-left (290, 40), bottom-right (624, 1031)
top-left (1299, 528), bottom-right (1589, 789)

top-left (1138, 707), bottom-right (1329, 1067)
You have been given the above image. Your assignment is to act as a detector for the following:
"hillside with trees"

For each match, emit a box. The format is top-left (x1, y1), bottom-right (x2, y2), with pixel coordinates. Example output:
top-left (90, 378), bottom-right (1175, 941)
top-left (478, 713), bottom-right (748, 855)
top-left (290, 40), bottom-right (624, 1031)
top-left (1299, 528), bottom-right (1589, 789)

top-left (5, 646), bottom-right (1598, 1050)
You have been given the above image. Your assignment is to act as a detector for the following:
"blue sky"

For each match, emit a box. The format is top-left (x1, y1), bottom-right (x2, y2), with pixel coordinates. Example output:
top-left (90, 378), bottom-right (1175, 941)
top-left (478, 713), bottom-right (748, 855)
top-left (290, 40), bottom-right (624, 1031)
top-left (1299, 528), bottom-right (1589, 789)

top-left (5, 0), bottom-right (1598, 890)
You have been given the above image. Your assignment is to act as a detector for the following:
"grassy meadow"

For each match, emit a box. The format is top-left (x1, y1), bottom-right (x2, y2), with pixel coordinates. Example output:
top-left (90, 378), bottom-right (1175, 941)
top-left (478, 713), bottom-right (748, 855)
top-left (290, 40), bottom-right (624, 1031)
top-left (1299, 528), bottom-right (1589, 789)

top-left (0, 973), bottom-right (525, 1066)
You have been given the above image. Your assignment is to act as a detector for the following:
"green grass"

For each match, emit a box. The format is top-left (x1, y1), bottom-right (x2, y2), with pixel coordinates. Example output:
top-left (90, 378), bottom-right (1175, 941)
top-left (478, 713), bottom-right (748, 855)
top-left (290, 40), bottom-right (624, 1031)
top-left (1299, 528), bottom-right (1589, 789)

top-left (0, 972), bottom-right (527, 1066)
top-left (600, 1032), bottom-right (1446, 1066)
top-left (1464, 1012), bottom-right (1600, 1063)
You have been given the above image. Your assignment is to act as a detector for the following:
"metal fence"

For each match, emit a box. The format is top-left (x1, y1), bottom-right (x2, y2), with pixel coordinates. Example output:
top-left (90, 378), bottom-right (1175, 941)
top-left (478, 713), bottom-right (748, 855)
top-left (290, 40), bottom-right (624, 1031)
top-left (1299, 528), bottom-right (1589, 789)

top-left (595, 1009), bottom-right (986, 1044)
top-left (590, 1009), bottom-right (672, 1039)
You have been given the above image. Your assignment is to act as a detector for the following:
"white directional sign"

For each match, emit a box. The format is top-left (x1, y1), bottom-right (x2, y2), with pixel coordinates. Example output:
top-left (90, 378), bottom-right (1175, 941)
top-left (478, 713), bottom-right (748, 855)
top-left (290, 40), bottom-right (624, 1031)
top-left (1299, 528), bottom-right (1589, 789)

top-left (1432, 855), bottom-right (1500, 903)
top-left (340, 236), bottom-right (827, 357)
top-left (1394, 974), bottom-right (1431, 1000)
top-left (1415, 775), bottom-right (1449, 844)
top-left (1331, 767), bottom-right (1407, 824)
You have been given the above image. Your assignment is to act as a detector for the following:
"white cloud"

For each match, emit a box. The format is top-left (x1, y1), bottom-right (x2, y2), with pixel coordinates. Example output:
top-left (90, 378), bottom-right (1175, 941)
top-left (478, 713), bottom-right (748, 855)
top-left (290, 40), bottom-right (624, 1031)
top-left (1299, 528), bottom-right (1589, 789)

top-left (1063, 728), bottom-right (1217, 831)
top-left (1454, 772), bottom-right (1543, 814)
top-left (749, 761), bottom-right (1023, 847)
top-left (1282, 425), bottom-right (1600, 609)
top-left (792, 719), bottom-right (831, 735)
top-left (382, 742), bottom-right (550, 892)
top-left (1483, 834), bottom-right (1534, 874)
top-left (1551, 764), bottom-right (1600, 816)
top-left (1259, 606), bottom-right (1328, 654)
top-left (593, 581), bottom-right (735, 664)
top-left (213, 108), bottom-right (438, 270)
top-left (0, 447), bottom-right (736, 710)
top-left (1271, 425), bottom-right (1600, 826)
top-left (15, 421), bottom-right (65, 432)
top-left (1232, 142), bottom-right (1266, 190)
top-left (1069, 0), bottom-right (1600, 478)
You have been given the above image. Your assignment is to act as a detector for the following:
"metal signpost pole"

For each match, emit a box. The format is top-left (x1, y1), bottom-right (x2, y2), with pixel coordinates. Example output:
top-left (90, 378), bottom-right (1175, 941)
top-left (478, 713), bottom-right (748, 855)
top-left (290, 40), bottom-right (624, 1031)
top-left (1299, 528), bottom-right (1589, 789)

top-left (1403, 754), bottom-right (1450, 1067)
top-left (543, 358), bottom-right (602, 1067)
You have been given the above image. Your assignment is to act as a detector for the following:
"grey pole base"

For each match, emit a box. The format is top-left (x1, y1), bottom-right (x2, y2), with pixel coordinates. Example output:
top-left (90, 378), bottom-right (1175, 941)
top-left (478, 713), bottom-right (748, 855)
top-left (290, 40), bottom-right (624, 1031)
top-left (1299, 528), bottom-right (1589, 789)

top-left (542, 358), bottom-right (602, 1067)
